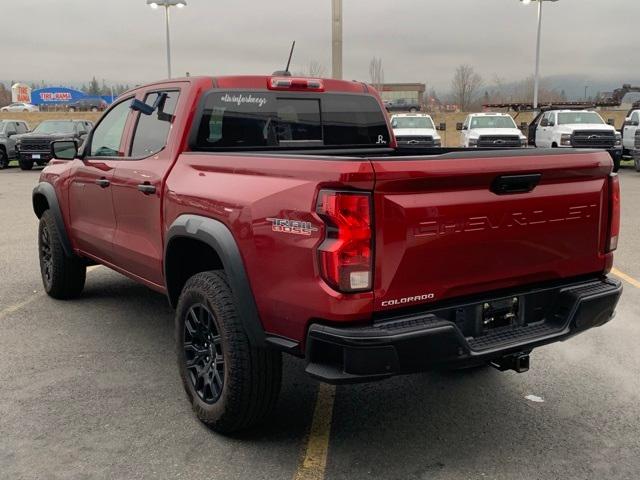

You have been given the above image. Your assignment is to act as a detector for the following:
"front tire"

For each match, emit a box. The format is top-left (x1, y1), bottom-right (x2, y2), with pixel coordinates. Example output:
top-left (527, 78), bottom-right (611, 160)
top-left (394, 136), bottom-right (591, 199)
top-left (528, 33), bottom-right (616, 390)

top-left (0, 149), bottom-right (9, 169)
top-left (634, 154), bottom-right (640, 172)
top-left (176, 271), bottom-right (282, 434)
top-left (613, 156), bottom-right (621, 173)
top-left (38, 210), bottom-right (86, 299)
top-left (19, 158), bottom-right (33, 170)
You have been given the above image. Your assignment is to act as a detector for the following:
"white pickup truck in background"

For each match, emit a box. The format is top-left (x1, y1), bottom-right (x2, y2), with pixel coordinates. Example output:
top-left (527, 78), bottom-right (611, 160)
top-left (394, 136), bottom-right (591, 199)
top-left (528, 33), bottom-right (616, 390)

top-left (390, 113), bottom-right (442, 147)
top-left (621, 109), bottom-right (640, 157)
top-left (456, 113), bottom-right (527, 148)
top-left (533, 109), bottom-right (623, 171)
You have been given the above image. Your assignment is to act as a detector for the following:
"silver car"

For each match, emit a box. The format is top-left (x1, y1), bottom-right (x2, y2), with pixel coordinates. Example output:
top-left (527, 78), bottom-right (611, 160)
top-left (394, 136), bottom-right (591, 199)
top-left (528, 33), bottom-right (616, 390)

top-left (0, 102), bottom-right (39, 112)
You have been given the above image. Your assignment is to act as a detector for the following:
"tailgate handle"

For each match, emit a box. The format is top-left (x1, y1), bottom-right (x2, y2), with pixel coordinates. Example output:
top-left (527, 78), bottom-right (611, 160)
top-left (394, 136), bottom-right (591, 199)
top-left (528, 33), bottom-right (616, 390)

top-left (491, 174), bottom-right (541, 195)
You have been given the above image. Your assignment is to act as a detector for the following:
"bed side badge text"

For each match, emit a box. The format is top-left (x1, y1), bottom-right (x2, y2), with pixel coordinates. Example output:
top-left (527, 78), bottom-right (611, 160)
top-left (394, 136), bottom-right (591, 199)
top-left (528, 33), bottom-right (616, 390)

top-left (267, 218), bottom-right (319, 236)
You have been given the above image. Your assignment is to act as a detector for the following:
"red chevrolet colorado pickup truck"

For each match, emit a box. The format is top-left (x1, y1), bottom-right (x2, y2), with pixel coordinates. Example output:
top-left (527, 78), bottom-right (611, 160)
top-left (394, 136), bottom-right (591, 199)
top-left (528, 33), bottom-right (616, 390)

top-left (33, 75), bottom-right (622, 433)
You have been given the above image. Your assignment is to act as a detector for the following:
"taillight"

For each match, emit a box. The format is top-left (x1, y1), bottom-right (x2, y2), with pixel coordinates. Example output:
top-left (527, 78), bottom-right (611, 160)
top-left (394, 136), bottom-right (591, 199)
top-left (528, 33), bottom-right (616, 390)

top-left (607, 173), bottom-right (620, 252)
top-left (316, 190), bottom-right (373, 292)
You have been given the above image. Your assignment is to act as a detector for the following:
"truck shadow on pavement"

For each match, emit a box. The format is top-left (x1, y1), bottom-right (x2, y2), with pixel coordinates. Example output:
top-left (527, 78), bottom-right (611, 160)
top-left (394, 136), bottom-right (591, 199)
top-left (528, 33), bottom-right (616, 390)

top-left (75, 271), bottom-right (318, 442)
top-left (61, 272), bottom-right (612, 479)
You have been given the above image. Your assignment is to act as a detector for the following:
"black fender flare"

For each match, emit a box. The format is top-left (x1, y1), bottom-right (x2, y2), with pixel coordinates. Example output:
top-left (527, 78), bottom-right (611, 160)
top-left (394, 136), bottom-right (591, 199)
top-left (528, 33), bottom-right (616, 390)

top-left (32, 182), bottom-right (72, 257)
top-left (165, 214), bottom-right (266, 347)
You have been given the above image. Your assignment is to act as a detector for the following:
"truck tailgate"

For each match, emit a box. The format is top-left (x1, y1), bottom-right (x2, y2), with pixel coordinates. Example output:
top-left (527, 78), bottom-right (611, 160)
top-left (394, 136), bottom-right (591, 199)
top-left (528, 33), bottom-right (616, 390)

top-left (371, 150), bottom-right (612, 312)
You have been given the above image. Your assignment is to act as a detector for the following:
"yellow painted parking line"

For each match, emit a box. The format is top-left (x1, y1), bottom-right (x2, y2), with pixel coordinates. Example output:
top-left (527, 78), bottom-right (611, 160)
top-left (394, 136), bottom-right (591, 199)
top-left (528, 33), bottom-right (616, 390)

top-left (612, 267), bottom-right (640, 289)
top-left (1, 266), bottom-right (101, 319)
top-left (293, 383), bottom-right (336, 480)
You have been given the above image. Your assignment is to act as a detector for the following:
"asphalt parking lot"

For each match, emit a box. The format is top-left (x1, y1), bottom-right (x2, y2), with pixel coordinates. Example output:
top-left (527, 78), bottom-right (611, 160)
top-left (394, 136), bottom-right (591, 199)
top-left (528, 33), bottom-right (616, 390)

top-left (1, 164), bottom-right (640, 480)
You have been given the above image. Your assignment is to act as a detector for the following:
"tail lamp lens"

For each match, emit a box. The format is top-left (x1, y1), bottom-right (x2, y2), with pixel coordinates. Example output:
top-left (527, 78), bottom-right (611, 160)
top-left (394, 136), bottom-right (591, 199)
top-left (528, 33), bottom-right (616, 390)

top-left (316, 190), bottom-right (373, 292)
top-left (608, 173), bottom-right (620, 252)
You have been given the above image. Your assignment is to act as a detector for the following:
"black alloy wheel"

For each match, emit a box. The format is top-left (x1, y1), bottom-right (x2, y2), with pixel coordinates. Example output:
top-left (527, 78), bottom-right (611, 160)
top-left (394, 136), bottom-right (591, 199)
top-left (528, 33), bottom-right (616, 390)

top-left (184, 303), bottom-right (225, 404)
top-left (39, 222), bottom-right (53, 289)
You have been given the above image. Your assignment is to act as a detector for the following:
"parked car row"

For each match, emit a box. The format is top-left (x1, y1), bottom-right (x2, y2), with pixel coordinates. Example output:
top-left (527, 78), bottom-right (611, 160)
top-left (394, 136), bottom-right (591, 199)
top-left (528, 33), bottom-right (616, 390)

top-left (391, 108), bottom-right (624, 171)
top-left (0, 119), bottom-right (93, 170)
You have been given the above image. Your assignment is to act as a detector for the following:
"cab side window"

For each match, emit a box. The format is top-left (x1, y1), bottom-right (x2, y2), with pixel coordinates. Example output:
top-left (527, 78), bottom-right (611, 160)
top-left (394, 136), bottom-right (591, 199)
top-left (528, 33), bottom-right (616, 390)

top-left (632, 112), bottom-right (639, 124)
top-left (5, 122), bottom-right (17, 136)
top-left (130, 90), bottom-right (180, 158)
top-left (89, 99), bottom-right (131, 157)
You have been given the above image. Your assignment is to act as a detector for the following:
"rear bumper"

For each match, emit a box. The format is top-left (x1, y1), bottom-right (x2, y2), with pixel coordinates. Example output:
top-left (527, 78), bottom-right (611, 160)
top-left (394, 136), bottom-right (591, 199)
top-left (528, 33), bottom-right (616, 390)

top-left (305, 277), bottom-right (622, 384)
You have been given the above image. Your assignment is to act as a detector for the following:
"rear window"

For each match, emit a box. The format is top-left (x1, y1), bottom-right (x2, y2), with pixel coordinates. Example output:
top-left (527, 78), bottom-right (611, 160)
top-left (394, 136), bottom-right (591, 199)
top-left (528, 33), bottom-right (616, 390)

top-left (193, 91), bottom-right (390, 150)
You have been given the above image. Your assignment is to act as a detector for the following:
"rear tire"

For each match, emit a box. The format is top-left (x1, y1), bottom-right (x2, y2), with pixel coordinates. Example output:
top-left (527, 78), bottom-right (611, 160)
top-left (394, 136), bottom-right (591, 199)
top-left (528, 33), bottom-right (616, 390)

top-left (409, 107), bottom-right (418, 113)
top-left (68, 107), bottom-right (76, 112)
top-left (176, 271), bottom-right (282, 434)
top-left (38, 210), bottom-right (86, 299)
top-left (19, 158), bottom-right (33, 170)
top-left (90, 107), bottom-right (98, 112)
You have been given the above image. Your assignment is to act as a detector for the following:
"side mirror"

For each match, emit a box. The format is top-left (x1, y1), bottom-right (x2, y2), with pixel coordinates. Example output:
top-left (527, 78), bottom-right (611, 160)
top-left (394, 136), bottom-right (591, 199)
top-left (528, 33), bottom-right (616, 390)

top-left (456, 122), bottom-right (463, 131)
top-left (607, 118), bottom-right (616, 127)
top-left (540, 119), bottom-right (549, 127)
top-left (437, 122), bottom-right (446, 131)
top-left (51, 140), bottom-right (78, 160)
top-left (130, 99), bottom-right (155, 116)
top-left (6, 131), bottom-right (17, 138)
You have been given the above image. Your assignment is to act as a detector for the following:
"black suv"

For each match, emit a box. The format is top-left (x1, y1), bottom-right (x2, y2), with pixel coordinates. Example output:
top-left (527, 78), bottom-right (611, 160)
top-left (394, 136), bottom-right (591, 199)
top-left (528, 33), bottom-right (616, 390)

top-left (14, 120), bottom-right (93, 170)
top-left (67, 97), bottom-right (107, 112)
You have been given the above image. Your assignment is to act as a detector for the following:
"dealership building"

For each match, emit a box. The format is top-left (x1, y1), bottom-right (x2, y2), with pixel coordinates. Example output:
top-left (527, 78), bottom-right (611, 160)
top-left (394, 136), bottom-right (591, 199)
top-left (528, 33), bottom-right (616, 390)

top-left (23, 87), bottom-right (114, 109)
top-left (378, 83), bottom-right (426, 104)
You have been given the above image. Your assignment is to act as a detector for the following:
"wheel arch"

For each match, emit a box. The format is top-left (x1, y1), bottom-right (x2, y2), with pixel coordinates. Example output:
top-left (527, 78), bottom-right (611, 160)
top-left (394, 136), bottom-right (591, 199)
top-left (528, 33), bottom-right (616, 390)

top-left (32, 182), bottom-right (72, 257)
top-left (165, 214), bottom-right (266, 346)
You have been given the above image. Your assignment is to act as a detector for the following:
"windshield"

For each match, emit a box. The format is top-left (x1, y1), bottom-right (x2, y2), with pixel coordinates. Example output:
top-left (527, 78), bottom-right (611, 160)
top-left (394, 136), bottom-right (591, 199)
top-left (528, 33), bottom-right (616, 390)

top-left (470, 116), bottom-right (517, 129)
top-left (392, 117), bottom-right (434, 130)
top-left (557, 112), bottom-right (604, 125)
top-left (33, 121), bottom-right (76, 134)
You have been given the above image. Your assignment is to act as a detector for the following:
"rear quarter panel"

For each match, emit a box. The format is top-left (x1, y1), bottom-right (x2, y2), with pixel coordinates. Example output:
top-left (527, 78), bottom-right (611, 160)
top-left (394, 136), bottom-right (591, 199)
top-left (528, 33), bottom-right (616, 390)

top-left (164, 153), bottom-right (376, 342)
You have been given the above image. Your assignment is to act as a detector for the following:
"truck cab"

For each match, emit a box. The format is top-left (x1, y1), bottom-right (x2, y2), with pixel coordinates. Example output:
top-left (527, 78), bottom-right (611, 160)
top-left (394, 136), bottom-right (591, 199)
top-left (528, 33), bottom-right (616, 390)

top-left (457, 113), bottom-right (527, 148)
top-left (532, 109), bottom-right (622, 171)
top-left (390, 113), bottom-right (441, 147)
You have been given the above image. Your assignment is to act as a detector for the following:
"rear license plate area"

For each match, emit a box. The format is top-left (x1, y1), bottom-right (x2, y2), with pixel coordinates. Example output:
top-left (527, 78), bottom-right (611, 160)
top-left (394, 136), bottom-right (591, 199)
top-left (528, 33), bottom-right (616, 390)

top-left (480, 297), bottom-right (520, 334)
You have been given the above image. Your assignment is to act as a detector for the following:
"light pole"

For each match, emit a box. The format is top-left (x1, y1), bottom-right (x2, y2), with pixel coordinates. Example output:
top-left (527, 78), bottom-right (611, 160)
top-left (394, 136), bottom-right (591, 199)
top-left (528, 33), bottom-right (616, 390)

top-left (520, 0), bottom-right (558, 110)
top-left (147, 0), bottom-right (187, 79)
top-left (331, 0), bottom-right (343, 80)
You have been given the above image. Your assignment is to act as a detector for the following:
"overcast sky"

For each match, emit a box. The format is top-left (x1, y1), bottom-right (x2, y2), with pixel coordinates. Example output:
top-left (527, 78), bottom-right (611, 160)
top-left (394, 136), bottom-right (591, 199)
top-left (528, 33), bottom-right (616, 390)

top-left (2, 0), bottom-right (638, 91)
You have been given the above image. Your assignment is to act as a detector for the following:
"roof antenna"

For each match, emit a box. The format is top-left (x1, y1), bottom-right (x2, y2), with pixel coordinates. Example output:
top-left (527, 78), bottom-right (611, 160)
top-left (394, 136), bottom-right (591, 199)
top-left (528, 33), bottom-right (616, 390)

top-left (273, 41), bottom-right (295, 77)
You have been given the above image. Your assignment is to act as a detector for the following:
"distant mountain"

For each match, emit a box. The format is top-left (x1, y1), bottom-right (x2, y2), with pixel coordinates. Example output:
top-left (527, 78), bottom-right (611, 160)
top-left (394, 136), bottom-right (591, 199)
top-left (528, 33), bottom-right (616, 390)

top-left (538, 75), bottom-right (640, 102)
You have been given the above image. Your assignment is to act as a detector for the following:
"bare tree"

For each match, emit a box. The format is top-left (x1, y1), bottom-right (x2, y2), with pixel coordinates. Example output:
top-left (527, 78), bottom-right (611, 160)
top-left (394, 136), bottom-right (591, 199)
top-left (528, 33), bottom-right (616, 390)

top-left (451, 65), bottom-right (482, 111)
top-left (306, 61), bottom-right (326, 78)
top-left (369, 57), bottom-right (384, 92)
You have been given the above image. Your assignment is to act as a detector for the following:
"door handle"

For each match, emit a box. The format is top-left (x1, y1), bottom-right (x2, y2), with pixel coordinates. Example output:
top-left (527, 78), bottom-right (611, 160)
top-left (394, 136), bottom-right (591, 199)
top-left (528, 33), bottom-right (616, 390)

top-left (95, 178), bottom-right (110, 188)
top-left (137, 183), bottom-right (156, 195)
